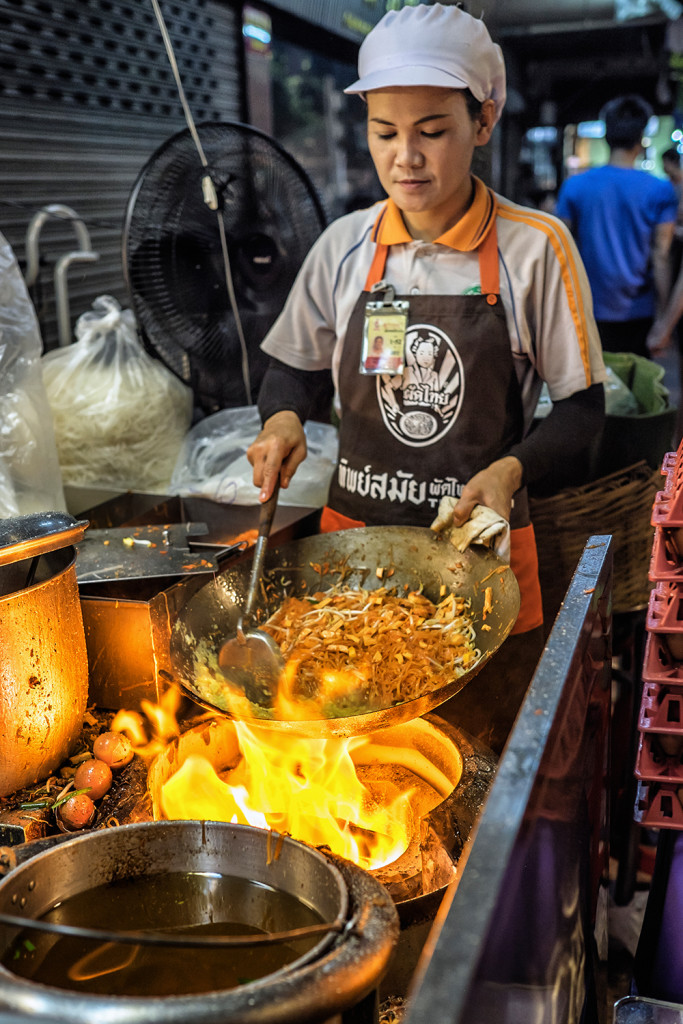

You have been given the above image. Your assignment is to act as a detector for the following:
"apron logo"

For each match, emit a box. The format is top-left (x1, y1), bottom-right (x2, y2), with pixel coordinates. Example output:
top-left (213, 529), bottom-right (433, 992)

top-left (377, 323), bottom-right (464, 447)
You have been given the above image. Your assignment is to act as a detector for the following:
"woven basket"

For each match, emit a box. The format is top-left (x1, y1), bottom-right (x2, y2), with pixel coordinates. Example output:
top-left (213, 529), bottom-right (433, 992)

top-left (529, 460), bottom-right (662, 624)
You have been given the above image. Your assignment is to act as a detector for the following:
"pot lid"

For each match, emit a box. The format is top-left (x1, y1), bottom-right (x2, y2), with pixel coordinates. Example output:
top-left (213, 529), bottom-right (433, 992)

top-left (0, 510), bottom-right (89, 565)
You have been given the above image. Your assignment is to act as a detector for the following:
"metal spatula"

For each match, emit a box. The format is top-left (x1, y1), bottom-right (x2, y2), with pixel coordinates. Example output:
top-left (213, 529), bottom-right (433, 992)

top-left (217, 482), bottom-right (284, 705)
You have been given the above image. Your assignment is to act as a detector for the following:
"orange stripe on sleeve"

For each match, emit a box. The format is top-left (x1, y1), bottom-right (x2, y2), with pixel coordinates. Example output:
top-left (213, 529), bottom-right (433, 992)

top-left (497, 204), bottom-right (593, 387)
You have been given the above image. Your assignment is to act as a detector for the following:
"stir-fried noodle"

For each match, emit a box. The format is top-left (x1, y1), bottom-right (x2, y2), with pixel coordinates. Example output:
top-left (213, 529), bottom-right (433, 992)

top-left (262, 584), bottom-right (480, 715)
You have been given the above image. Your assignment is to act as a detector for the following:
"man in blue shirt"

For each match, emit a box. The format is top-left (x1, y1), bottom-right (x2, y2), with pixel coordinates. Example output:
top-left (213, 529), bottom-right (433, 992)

top-left (556, 95), bottom-right (678, 357)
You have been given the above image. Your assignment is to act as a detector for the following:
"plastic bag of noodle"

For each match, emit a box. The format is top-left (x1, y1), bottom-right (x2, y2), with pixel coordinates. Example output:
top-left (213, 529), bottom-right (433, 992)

top-left (42, 295), bottom-right (193, 492)
top-left (0, 230), bottom-right (66, 515)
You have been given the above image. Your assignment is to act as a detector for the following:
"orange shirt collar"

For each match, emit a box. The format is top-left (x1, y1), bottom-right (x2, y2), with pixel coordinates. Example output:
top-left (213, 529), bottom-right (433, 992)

top-left (371, 176), bottom-right (496, 252)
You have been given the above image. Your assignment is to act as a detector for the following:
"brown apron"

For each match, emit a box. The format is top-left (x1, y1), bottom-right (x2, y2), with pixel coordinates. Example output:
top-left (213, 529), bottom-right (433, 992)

top-left (323, 216), bottom-right (543, 634)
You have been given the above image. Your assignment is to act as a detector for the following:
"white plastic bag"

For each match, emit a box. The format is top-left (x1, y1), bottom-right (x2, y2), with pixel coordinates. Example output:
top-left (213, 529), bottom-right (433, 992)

top-left (42, 296), bottom-right (193, 493)
top-left (0, 230), bottom-right (66, 515)
top-left (170, 406), bottom-right (339, 507)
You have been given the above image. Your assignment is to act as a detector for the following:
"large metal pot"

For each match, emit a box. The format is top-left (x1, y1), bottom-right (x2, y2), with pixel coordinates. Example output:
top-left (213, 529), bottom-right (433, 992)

top-left (0, 512), bottom-right (89, 796)
top-left (0, 820), bottom-right (399, 1024)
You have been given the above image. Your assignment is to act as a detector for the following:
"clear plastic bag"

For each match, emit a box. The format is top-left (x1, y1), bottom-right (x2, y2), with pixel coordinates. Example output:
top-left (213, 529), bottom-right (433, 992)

top-left (602, 364), bottom-right (640, 417)
top-left (0, 230), bottom-right (66, 516)
top-left (170, 407), bottom-right (339, 507)
top-left (533, 365), bottom-right (640, 420)
top-left (42, 296), bottom-right (193, 492)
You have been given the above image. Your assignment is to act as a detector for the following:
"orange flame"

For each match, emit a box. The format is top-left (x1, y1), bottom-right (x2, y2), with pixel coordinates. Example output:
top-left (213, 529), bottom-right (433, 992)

top-left (161, 721), bottom-right (413, 870)
top-left (121, 686), bottom-right (419, 871)
top-left (273, 661), bottom-right (369, 722)
top-left (111, 685), bottom-right (182, 760)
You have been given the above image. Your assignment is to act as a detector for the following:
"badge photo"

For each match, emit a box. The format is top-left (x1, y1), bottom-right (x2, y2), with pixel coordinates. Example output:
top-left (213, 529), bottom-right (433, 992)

top-left (360, 306), bottom-right (407, 376)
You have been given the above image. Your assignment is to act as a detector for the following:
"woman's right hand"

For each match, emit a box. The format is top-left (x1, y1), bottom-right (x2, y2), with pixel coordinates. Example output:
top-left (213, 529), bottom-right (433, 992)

top-left (246, 410), bottom-right (308, 502)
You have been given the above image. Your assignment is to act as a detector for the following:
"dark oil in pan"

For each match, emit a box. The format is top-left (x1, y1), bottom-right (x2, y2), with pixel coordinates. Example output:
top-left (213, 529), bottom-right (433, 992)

top-left (4, 871), bottom-right (326, 996)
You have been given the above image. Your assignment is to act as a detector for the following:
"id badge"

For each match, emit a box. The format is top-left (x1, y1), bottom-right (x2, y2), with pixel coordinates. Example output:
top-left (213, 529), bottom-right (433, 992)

top-left (361, 295), bottom-right (409, 376)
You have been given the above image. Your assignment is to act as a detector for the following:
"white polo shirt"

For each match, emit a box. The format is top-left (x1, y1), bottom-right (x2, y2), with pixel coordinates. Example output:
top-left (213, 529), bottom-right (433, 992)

top-left (261, 176), bottom-right (607, 429)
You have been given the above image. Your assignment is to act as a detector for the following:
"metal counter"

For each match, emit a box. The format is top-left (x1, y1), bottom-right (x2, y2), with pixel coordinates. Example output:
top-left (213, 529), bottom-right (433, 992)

top-left (405, 535), bottom-right (614, 1024)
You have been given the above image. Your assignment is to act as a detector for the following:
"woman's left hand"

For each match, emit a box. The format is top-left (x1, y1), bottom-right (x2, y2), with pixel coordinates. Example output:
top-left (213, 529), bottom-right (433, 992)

top-left (450, 456), bottom-right (523, 525)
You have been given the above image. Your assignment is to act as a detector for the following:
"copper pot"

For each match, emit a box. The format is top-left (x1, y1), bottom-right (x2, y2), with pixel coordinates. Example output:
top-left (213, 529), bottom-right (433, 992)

top-left (0, 512), bottom-right (89, 796)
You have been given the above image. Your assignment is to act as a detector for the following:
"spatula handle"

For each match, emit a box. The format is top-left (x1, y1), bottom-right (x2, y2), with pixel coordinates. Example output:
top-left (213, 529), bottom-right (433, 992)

top-left (243, 480), bottom-right (280, 621)
top-left (257, 479), bottom-right (280, 539)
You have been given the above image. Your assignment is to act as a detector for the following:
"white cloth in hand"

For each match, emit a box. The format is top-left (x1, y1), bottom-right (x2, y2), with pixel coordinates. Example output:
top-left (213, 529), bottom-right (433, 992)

top-left (430, 498), bottom-right (510, 562)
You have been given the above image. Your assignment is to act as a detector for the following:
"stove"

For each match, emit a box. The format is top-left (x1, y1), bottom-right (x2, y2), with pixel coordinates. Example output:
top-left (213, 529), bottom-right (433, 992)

top-left (0, 497), bottom-right (614, 1024)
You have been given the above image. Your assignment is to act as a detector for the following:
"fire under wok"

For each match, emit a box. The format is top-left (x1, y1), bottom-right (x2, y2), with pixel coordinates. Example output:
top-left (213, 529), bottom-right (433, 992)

top-left (170, 526), bottom-right (520, 737)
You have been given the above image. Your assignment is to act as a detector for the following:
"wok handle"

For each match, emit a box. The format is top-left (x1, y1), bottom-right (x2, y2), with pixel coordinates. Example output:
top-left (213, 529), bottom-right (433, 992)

top-left (243, 481), bottom-right (280, 622)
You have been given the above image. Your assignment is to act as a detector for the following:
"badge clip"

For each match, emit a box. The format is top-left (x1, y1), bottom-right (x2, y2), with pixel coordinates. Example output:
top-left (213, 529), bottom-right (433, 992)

top-left (361, 284), bottom-right (409, 376)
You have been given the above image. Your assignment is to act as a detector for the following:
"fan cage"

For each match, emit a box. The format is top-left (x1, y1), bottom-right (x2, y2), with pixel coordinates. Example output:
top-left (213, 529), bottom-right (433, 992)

top-left (123, 121), bottom-right (328, 412)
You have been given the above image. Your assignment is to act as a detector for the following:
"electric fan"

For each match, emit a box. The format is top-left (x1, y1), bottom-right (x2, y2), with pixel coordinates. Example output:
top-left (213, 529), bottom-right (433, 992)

top-left (122, 122), bottom-right (328, 413)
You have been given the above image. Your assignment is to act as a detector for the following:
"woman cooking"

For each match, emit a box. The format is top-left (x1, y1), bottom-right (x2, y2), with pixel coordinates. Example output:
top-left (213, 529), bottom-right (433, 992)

top-left (247, 3), bottom-right (607, 751)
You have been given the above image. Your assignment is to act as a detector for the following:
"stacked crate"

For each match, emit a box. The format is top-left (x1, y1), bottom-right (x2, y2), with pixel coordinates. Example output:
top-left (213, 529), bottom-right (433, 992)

top-left (636, 444), bottom-right (683, 829)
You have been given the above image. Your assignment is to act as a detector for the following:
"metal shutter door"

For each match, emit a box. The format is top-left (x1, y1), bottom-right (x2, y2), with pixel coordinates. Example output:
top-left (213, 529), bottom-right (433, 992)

top-left (0, 0), bottom-right (241, 349)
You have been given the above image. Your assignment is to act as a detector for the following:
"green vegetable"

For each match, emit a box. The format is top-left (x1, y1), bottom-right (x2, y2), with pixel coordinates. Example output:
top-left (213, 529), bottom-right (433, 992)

top-left (52, 788), bottom-right (90, 810)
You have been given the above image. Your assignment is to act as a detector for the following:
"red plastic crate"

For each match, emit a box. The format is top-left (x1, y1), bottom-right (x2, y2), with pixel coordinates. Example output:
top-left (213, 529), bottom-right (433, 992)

top-left (649, 527), bottom-right (683, 583)
top-left (664, 439), bottom-right (683, 472)
top-left (642, 632), bottom-right (683, 686)
top-left (652, 446), bottom-right (683, 525)
top-left (663, 450), bottom-right (679, 475)
top-left (639, 683), bottom-right (683, 732)
top-left (635, 780), bottom-right (683, 830)
top-left (652, 487), bottom-right (683, 527)
top-left (635, 730), bottom-right (683, 783)
top-left (646, 581), bottom-right (683, 637)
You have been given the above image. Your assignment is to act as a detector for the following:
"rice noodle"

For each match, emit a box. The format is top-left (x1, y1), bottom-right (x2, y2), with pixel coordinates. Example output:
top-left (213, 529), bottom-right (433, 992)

top-left (41, 296), bottom-right (192, 491)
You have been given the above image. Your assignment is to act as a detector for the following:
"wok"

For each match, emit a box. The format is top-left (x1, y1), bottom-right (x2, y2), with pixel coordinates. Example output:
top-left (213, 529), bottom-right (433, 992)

top-left (170, 526), bottom-right (520, 736)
